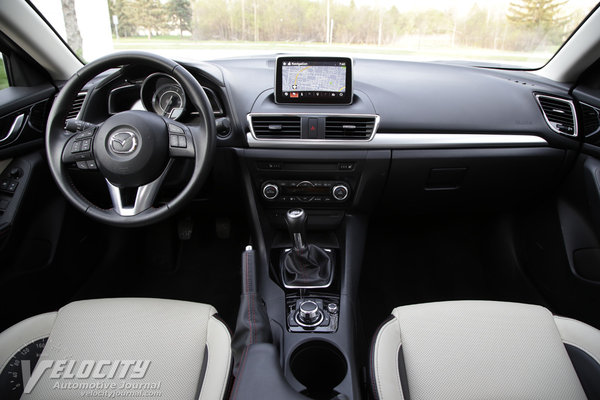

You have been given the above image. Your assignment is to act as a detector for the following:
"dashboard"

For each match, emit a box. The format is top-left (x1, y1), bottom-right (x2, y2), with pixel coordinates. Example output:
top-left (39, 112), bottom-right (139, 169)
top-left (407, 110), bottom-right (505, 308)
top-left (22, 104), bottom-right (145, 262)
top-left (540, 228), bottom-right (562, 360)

top-left (68, 55), bottom-right (600, 214)
top-left (85, 55), bottom-right (599, 153)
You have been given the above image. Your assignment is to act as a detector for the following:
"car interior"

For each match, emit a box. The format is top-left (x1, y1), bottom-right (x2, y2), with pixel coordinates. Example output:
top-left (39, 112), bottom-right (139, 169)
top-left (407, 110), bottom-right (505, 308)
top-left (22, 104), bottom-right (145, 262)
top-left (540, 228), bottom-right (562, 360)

top-left (0, 0), bottom-right (600, 399)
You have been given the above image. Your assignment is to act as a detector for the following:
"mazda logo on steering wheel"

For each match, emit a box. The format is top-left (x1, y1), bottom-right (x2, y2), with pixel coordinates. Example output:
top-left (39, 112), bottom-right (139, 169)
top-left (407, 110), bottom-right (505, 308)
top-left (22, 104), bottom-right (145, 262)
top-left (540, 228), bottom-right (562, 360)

top-left (108, 130), bottom-right (138, 154)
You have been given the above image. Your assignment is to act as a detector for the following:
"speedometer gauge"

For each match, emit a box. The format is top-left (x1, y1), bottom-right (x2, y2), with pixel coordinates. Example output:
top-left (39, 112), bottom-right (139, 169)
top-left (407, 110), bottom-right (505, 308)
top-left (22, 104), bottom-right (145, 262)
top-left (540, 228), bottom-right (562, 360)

top-left (152, 84), bottom-right (186, 117)
top-left (140, 73), bottom-right (187, 120)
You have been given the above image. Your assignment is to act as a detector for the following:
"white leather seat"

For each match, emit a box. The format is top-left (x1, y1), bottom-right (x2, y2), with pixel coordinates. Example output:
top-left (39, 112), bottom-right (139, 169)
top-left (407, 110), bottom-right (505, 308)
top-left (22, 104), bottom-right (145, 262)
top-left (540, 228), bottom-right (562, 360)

top-left (370, 301), bottom-right (600, 400)
top-left (0, 298), bottom-right (232, 400)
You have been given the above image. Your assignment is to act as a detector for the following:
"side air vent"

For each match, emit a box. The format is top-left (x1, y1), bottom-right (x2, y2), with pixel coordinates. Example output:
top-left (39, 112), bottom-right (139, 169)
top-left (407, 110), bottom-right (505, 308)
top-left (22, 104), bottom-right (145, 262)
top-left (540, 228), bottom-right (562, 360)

top-left (67, 92), bottom-right (87, 120)
top-left (251, 116), bottom-right (301, 138)
top-left (536, 94), bottom-right (577, 137)
top-left (581, 103), bottom-right (600, 137)
top-left (28, 100), bottom-right (50, 132)
top-left (324, 116), bottom-right (376, 140)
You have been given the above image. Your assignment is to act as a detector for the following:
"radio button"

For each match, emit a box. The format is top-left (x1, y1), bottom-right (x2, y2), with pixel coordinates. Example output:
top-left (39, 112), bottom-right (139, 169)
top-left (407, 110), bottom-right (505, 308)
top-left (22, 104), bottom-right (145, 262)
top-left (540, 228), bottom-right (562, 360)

top-left (332, 184), bottom-right (349, 201)
top-left (262, 183), bottom-right (279, 200)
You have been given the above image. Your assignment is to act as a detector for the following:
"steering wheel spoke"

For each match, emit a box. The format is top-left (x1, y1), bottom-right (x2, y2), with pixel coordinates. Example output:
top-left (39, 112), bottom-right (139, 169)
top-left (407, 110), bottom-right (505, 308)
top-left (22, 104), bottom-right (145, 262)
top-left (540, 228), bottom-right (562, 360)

top-left (166, 120), bottom-right (195, 158)
top-left (61, 121), bottom-right (99, 170)
top-left (106, 160), bottom-right (173, 216)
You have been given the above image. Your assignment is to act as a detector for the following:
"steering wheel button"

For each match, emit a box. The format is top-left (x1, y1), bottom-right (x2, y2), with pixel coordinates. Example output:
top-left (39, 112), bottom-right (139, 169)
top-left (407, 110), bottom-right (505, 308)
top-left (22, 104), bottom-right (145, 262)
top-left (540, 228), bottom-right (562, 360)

top-left (75, 153), bottom-right (90, 161)
top-left (168, 124), bottom-right (184, 134)
top-left (76, 161), bottom-right (88, 169)
top-left (169, 134), bottom-right (179, 147)
top-left (81, 139), bottom-right (91, 151)
top-left (178, 136), bottom-right (187, 148)
top-left (86, 160), bottom-right (98, 170)
top-left (71, 141), bottom-right (81, 153)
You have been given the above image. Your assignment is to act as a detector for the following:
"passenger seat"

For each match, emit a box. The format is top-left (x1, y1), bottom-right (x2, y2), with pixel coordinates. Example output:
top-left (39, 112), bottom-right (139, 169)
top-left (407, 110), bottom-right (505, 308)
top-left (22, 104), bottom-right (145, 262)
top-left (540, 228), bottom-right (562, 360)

top-left (370, 301), bottom-right (600, 399)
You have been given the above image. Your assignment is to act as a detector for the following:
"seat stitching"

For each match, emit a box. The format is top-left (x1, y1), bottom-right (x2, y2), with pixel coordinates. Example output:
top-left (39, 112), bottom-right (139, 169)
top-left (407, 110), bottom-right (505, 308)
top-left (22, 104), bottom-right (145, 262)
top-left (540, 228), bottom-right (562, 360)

top-left (245, 251), bottom-right (255, 345)
top-left (230, 346), bottom-right (248, 400)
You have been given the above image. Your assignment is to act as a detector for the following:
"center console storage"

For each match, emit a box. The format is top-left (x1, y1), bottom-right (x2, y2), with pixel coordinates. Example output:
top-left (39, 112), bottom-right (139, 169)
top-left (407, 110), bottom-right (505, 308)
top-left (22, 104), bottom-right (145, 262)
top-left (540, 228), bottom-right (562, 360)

top-left (289, 341), bottom-right (348, 399)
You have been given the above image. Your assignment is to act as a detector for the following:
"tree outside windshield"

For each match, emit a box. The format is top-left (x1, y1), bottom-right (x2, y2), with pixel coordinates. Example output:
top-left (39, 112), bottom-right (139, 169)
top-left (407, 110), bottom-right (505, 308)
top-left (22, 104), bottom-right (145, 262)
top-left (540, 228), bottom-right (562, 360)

top-left (33, 0), bottom-right (598, 67)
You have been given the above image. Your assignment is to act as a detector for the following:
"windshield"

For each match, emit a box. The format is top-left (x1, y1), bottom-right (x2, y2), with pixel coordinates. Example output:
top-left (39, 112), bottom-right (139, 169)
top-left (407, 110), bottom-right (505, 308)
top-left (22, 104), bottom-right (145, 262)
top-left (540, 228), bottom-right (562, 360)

top-left (32, 0), bottom-right (598, 68)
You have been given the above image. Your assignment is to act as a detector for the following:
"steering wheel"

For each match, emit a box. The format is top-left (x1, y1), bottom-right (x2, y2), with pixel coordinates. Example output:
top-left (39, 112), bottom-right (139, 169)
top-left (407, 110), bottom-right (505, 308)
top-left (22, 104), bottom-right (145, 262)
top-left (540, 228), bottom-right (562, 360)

top-left (46, 52), bottom-right (216, 227)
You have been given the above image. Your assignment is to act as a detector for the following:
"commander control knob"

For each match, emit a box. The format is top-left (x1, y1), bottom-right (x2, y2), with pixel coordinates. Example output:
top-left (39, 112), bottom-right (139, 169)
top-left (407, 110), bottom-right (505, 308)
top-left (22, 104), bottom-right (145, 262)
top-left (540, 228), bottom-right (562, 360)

top-left (262, 183), bottom-right (279, 200)
top-left (332, 184), bottom-right (349, 201)
top-left (296, 300), bottom-right (323, 326)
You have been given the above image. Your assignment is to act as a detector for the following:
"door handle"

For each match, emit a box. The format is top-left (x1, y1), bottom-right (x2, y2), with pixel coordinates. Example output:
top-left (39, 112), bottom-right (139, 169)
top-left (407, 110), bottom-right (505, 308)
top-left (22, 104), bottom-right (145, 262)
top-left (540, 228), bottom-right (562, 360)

top-left (0, 113), bottom-right (25, 143)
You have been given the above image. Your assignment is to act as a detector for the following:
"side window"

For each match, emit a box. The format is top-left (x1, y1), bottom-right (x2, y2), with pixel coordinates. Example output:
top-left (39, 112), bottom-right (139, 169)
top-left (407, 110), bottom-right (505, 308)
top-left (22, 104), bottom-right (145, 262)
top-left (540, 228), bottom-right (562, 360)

top-left (0, 53), bottom-right (8, 90)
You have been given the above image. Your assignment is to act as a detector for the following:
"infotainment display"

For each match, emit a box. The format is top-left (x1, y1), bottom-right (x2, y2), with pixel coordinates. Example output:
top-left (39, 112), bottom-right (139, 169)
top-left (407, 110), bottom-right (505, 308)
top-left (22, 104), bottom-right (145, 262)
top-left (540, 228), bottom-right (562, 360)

top-left (275, 56), bottom-right (352, 104)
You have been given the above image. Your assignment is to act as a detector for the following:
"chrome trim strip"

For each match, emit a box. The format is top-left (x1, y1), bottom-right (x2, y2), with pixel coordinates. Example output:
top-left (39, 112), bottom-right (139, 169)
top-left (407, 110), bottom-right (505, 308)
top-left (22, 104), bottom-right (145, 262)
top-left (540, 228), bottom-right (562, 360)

top-left (248, 113), bottom-right (380, 141)
top-left (0, 114), bottom-right (25, 143)
top-left (535, 94), bottom-right (578, 137)
top-left (246, 132), bottom-right (548, 149)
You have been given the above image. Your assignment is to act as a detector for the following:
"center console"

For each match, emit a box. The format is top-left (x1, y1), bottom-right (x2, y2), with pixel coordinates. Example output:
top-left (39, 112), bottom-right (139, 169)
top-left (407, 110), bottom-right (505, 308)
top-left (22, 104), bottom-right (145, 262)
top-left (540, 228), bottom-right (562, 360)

top-left (236, 145), bottom-right (389, 399)
top-left (234, 56), bottom-right (389, 400)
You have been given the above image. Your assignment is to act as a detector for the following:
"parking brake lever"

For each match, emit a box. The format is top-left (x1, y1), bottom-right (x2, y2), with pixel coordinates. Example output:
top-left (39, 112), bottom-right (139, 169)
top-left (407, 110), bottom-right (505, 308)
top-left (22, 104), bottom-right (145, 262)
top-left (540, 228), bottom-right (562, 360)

top-left (231, 245), bottom-right (272, 376)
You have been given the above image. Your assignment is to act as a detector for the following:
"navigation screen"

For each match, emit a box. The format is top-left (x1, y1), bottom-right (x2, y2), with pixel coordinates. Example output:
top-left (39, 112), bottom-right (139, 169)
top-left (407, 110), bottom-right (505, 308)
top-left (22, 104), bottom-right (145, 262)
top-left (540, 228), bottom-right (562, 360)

top-left (275, 57), bottom-right (352, 104)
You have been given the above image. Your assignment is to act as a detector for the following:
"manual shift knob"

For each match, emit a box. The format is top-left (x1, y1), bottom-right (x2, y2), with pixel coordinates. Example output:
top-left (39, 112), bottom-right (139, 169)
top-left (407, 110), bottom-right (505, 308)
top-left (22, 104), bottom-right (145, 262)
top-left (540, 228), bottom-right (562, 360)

top-left (285, 208), bottom-right (307, 251)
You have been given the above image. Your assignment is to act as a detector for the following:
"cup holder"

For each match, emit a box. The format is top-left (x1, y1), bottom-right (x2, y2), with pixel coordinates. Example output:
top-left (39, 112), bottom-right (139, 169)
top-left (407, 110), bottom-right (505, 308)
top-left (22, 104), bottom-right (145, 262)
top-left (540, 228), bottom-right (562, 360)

top-left (289, 340), bottom-right (348, 399)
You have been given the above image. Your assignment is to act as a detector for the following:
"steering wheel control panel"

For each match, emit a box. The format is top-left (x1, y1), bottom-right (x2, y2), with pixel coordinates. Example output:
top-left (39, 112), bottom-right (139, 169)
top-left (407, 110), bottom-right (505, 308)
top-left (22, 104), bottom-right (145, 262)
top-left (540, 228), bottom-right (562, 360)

top-left (287, 297), bottom-right (339, 333)
top-left (261, 180), bottom-right (350, 203)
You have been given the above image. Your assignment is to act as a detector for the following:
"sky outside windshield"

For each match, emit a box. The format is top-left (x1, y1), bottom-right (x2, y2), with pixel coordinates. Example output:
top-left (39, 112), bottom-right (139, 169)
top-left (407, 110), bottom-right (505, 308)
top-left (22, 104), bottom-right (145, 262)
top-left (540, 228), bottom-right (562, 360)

top-left (34, 0), bottom-right (598, 67)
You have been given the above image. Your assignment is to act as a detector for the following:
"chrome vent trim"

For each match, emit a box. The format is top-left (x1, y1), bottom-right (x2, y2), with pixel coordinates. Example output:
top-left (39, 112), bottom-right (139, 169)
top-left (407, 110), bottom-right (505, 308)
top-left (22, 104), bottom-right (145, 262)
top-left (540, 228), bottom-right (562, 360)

top-left (581, 103), bottom-right (600, 137)
top-left (535, 94), bottom-right (577, 137)
top-left (67, 92), bottom-right (87, 120)
top-left (247, 113), bottom-right (380, 142)
top-left (249, 115), bottom-right (301, 138)
top-left (325, 116), bottom-right (376, 139)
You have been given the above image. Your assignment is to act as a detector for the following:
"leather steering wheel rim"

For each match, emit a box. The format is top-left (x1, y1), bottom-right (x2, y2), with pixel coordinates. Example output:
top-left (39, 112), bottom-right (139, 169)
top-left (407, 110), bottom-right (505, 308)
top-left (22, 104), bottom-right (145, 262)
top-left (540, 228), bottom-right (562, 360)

top-left (46, 51), bottom-right (216, 227)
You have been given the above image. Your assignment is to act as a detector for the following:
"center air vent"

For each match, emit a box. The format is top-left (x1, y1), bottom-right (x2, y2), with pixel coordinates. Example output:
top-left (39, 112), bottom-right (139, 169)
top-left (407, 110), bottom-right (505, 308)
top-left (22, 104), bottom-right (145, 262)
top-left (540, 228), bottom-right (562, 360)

top-left (251, 116), bottom-right (301, 138)
top-left (536, 94), bottom-right (577, 137)
top-left (582, 103), bottom-right (600, 137)
top-left (324, 116), bottom-right (376, 140)
top-left (66, 92), bottom-right (87, 120)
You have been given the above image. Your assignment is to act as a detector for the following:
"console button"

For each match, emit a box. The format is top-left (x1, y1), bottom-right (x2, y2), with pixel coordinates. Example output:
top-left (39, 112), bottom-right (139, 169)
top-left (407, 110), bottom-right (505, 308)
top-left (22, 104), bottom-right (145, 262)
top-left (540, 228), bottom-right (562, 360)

top-left (71, 140), bottom-right (82, 153)
top-left (332, 184), bottom-right (349, 201)
top-left (296, 300), bottom-right (323, 326)
top-left (262, 183), bottom-right (279, 200)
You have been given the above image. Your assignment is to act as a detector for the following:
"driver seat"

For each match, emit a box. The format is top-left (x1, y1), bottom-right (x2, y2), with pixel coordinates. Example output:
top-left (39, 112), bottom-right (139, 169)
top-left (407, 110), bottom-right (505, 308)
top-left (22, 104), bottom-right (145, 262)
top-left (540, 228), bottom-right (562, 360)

top-left (0, 298), bottom-right (232, 400)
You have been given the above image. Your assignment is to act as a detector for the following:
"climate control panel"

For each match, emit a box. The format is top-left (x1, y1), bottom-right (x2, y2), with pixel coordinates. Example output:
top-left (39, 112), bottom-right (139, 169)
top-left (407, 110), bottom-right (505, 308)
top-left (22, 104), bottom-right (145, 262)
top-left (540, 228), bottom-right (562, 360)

top-left (261, 180), bottom-right (350, 203)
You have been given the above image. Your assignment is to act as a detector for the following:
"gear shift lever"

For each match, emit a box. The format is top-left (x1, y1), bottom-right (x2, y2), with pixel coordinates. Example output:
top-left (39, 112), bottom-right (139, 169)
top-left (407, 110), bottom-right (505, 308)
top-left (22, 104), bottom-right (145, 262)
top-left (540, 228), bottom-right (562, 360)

top-left (285, 209), bottom-right (307, 251)
top-left (281, 208), bottom-right (333, 288)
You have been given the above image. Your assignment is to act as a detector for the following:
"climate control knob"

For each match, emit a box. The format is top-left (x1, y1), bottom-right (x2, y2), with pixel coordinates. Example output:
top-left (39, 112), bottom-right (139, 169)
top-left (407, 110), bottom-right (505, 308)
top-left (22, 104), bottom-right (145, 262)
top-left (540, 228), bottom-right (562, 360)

top-left (332, 184), bottom-right (349, 201)
top-left (262, 183), bottom-right (279, 200)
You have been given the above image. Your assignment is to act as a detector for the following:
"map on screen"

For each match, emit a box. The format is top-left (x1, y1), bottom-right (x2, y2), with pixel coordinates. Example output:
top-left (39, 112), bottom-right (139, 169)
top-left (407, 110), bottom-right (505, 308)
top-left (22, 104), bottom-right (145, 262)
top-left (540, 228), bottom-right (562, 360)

top-left (281, 62), bottom-right (346, 93)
